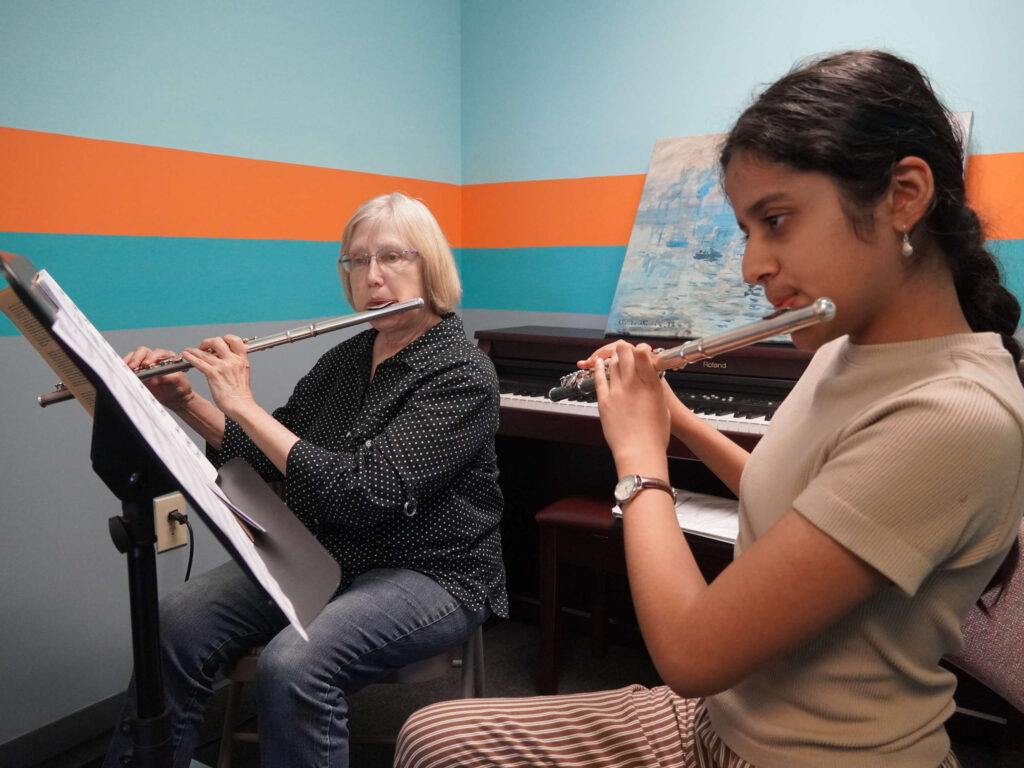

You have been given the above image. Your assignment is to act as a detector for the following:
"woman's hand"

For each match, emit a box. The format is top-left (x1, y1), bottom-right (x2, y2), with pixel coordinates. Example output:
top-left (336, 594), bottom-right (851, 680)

top-left (182, 334), bottom-right (256, 421)
top-left (592, 340), bottom-right (670, 473)
top-left (122, 346), bottom-right (194, 408)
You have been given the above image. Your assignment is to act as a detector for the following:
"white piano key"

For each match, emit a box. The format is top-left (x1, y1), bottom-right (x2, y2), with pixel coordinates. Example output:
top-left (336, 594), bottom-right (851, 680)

top-left (500, 393), bottom-right (770, 435)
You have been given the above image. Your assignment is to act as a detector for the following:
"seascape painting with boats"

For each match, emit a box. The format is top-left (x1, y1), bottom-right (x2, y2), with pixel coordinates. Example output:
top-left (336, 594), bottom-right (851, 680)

top-left (606, 133), bottom-right (768, 339)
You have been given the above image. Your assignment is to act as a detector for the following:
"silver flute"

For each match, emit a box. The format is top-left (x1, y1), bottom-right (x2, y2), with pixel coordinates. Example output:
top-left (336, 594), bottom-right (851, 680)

top-left (548, 297), bottom-right (836, 401)
top-left (38, 298), bottom-right (426, 407)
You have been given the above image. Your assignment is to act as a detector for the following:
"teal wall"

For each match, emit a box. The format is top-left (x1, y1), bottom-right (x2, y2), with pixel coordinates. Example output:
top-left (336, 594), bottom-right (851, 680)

top-left (4, 1), bottom-right (1023, 334)
top-left (460, 0), bottom-right (1024, 182)
top-left (0, 0), bottom-right (463, 182)
top-left (457, 0), bottom-right (1024, 322)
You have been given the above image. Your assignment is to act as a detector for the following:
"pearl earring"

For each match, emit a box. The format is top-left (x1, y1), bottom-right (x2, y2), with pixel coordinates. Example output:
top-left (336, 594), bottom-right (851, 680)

top-left (901, 229), bottom-right (914, 258)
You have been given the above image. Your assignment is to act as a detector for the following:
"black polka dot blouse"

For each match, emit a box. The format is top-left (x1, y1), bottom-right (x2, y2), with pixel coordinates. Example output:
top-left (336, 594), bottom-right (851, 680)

top-left (208, 312), bottom-right (508, 618)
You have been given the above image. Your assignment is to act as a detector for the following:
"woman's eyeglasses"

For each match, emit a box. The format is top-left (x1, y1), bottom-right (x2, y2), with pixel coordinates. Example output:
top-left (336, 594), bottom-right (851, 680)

top-left (339, 249), bottom-right (419, 273)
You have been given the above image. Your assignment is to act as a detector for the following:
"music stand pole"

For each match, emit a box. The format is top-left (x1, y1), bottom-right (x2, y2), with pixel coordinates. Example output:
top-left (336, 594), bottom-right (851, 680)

top-left (92, 389), bottom-right (175, 768)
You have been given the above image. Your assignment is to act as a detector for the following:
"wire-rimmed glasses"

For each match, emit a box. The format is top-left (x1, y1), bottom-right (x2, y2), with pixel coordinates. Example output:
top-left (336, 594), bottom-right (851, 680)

top-left (339, 248), bottom-right (419, 273)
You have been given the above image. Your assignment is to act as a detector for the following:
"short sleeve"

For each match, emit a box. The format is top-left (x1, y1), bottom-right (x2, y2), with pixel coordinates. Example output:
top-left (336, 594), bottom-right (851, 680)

top-left (793, 379), bottom-right (1024, 595)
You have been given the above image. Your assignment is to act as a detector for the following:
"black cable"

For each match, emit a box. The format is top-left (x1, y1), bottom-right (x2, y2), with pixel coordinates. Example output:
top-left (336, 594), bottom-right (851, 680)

top-left (168, 510), bottom-right (195, 581)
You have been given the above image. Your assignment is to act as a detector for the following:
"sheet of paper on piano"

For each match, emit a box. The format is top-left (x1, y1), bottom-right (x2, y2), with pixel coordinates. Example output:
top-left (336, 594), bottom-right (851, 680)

top-left (32, 270), bottom-right (309, 640)
top-left (613, 489), bottom-right (739, 544)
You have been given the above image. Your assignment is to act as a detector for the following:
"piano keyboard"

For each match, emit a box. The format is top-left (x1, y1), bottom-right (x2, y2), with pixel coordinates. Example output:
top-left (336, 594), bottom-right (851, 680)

top-left (499, 390), bottom-right (773, 435)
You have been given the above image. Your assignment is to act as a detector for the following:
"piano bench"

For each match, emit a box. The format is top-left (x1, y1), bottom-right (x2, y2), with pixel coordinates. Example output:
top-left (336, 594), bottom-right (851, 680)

top-left (536, 494), bottom-right (626, 695)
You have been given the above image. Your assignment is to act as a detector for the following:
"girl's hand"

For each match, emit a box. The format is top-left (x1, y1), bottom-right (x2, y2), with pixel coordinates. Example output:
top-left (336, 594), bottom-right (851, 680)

top-left (576, 340), bottom-right (622, 372)
top-left (182, 334), bottom-right (256, 420)
top-left (592, 340), bottom-right (670, 471)
top-left (123, 346), bottom-right (194, 408)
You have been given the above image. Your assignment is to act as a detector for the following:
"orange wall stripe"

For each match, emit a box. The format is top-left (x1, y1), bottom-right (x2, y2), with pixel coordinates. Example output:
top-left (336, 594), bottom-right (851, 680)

top-left (3, 126), bottom-right (1022, 248)
top-left (464, 151), bottom-right (1024, 249)
top-left (967, 152), bottom-right (1024, 241)
top-left (0, 127), bottom-right (461, 245)
top-left (461, 174), bottom-right (646, 249)
top-left (464, 153), bottom-right (1024, 249)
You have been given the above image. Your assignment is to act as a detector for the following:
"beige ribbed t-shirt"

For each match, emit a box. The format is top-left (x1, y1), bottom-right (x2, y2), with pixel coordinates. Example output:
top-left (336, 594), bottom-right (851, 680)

top-left (707, 332), bottom-right (1024, 768)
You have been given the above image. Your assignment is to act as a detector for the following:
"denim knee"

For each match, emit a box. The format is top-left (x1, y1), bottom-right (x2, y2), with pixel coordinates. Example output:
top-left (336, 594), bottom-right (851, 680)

top-left (158, 586), bottom-right (197, 652)
top-left (256, 634), bottom-right (320, 697)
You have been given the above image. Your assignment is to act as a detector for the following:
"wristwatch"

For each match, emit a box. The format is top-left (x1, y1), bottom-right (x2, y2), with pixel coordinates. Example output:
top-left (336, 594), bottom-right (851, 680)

top-left (613, 474), bottom-right (674, 506)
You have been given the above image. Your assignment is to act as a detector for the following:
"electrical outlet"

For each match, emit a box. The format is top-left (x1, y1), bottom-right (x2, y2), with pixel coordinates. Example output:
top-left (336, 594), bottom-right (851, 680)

top-left (154, 492), bottom-right (189, 553)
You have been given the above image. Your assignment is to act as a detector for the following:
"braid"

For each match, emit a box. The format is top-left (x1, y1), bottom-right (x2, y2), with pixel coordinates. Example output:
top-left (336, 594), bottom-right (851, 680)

top-left (933, 204), bottom-right (1022, 363)
top-left (940, 208), bottom-right (1024, 608)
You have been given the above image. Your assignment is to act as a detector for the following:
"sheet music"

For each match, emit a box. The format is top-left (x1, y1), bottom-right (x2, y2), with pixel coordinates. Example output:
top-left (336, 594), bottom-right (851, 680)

top-left (0, 286), bottom-right (97, 414)
top-left (33, 270), bottom-right (308, 639)
top-left (614, 489), bottom-right (739, 544)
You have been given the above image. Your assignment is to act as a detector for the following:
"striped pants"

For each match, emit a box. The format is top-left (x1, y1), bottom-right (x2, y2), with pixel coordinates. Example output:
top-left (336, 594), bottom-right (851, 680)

top-left (394, 685), bottom-right (964, 768)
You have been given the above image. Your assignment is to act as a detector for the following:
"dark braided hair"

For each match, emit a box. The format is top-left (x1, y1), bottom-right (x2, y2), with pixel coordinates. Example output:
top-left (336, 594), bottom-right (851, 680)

top-left (720, 50), bottom-right (1020, 604)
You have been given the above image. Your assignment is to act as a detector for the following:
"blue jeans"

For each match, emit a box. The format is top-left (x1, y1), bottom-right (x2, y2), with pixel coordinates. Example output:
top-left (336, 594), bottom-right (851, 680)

top-left (103, 561), bottom-right (489, 768)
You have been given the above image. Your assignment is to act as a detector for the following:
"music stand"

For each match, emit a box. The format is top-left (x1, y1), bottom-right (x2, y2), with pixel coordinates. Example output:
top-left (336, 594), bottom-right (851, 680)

top-left (1, 251), bottom-right (340, 768)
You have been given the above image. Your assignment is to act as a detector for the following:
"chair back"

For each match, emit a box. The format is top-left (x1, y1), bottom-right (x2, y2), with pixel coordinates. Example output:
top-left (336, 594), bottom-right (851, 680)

top-left (946, 522), bottom-right (1024, 713)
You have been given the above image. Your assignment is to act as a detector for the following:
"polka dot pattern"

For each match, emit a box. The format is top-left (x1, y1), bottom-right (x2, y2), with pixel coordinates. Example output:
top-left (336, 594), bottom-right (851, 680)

top-left (209, 313), bottom-right (508, 617)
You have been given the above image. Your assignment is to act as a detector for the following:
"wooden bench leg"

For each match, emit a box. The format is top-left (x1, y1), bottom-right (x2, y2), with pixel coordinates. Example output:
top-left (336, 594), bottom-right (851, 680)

top-left (538, 526), bottom-right (561, 695)
top-left (216, 679), bottom-right (244, 768)
top-left (590, 568), bottom-right (608, 658)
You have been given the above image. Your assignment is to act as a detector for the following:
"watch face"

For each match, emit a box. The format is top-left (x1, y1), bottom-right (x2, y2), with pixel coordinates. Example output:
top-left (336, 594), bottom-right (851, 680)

top-left (614, 475), bottom-right (638, 503)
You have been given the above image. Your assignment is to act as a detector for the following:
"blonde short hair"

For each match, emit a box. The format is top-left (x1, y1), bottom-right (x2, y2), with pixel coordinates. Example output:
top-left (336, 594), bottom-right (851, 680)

top-left (338, 192), bottom-right (461, 315)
